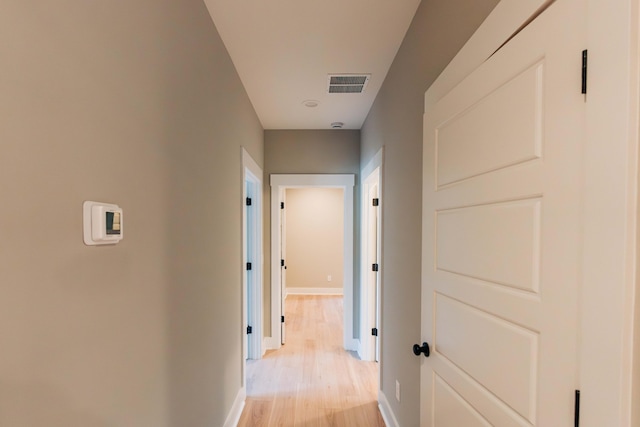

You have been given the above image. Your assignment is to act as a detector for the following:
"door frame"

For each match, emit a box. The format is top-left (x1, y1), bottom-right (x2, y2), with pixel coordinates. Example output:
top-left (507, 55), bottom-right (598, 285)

top-left (421, 0), bottom-right (640, 425)
top-left (242, 147), bottom-right (263, 366)
top-left (360, 148), bottom-right (383, 362)
top-left (269, 174), bottom-right (356, 351)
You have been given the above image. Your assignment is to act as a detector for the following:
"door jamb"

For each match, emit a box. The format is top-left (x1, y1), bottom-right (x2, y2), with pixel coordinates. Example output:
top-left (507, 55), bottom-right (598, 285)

top-left (242, 148), bottom-right (264, 368)
top-left (360, 148), bottom-right (383, 362)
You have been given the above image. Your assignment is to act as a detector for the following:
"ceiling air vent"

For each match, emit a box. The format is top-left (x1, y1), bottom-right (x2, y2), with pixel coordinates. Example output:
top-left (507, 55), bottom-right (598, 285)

top-left (327, 74), bottom-right (371, 94)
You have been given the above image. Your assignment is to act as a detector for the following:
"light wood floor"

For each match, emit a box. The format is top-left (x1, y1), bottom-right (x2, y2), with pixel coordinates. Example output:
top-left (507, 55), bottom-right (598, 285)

top-left (238, 295), bottom-right (385, 427)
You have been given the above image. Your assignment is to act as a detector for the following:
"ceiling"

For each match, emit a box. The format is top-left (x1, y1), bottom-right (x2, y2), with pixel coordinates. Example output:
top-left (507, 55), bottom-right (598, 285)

top-left (203, 0), bottom-right (422, 130)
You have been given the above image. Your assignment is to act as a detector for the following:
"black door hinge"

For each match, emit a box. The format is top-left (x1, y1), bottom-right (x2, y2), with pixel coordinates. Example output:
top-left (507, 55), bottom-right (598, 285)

top-left (247, 325), bottom-right (252, 334)
top-left (280, 202), bottom-right (285, 209)
top-left (246, 197), bottom-right (252, 206)
top-left (581, 50), bottom-right (588, 95)
top-left (281, 259), bottom-right (285, 267)
top-left (372, 327), bottom-right (378, 336)
top-left (372, 198), bottom-right (379, 207)
top-left (574, 390), bottom-right (580, 427)
top-left (281, 315), bottom-right (285, 323)
top-left (372, 263), bottom-right (379, 272)
top-left (246, 262), bottom-right (252, 271)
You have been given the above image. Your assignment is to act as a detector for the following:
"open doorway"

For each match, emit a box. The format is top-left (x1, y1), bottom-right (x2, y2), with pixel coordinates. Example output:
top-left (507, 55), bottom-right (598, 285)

top-left (361, 166), bottom-right (381, 362)
top-left (284, 187), bottom-right (344, 297)
top-left (270, 174), bottom-right (356, 351)
top-left (360, 147), bottom-right (383, 363)
top-left (282, 187), bottom-right (345, 338)
top-left (242, 148), bottom-right (263, 368)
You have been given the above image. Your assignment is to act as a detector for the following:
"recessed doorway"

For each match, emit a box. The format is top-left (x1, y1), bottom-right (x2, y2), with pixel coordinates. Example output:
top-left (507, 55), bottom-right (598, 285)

top-left (269, 174), bottom-right (356, 351)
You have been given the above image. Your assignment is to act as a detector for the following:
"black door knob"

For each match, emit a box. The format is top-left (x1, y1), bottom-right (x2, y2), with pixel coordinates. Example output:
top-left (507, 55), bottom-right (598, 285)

top-left (413, 342), bottom-right (430, 357)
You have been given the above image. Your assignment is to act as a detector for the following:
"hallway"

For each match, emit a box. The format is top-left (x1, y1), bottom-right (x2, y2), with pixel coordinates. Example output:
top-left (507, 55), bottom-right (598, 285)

top-left (238, 296), bottom-right (384, 426)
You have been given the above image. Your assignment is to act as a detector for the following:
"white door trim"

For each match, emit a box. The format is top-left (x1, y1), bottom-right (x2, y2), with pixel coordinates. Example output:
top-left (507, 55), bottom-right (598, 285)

top-left (269, 174), bottom-right (356, 351)
top-left (422, 0), bottom-right (640, 424)
top-left (581, 0), bottom-right (639, 425)
top-left (242, 148), bottom-right (264, 368)
top-left (360, 147), bottom-right (383, 362)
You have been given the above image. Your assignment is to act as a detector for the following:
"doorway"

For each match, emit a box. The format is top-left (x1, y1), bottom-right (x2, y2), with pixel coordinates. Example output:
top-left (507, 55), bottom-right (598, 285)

top-left (242, 148), bottom-right (263, 366)
top-left (283, 187), bottom-right (345, 297)
top-left (361, 165), bottom-right (381, 362)
top-left (270, 174), bottom-right (356, 351)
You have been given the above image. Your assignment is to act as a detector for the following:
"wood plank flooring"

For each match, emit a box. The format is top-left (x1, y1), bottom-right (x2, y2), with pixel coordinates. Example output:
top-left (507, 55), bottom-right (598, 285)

top-left (238, 295), bottom-right (385, 427)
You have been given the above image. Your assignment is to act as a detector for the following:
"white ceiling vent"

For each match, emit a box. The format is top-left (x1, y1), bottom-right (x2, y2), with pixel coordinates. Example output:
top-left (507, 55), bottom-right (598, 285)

top-left (327, 74), bottom-right (371, 93)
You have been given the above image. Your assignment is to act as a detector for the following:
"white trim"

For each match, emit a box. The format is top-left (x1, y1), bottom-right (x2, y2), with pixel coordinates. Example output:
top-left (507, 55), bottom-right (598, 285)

top-left (242, 147), bottom-right (263, 365)
top-left (360, 152), bottom-right (382, 363)
top-left (222, 386), bottom-right (246, 427)
top-left (286, 287), bottom-right (344, 296)
top-left (362, 146), bottom-right (384, 181)
top-left (263, 337), bottom-right (278, 352)
top-left (242, 147), bottom-right (261, 179)
top-left (581, 0), bottom-right (640, 425)
top-left (270, 174), bottom-right (356, 352)
top-left (378, 391), bottom-right (399, 427)
top-left (421, 0), bottom-right (640, 425)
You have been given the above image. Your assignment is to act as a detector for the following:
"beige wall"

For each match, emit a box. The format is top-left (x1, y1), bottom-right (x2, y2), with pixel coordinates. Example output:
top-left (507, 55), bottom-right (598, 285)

top-left (264, 130), bottom-right (360, 334)
top-left (285, 188), bottom-right (344, 290)
top-left (0, 1), bottom-right (262, 426)
top-left (360, 0), bottom-right (499, 424)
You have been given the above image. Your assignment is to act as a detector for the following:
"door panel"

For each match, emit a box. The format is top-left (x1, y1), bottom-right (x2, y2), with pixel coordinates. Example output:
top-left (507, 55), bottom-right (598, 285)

top-left (434, 375), bottom-right (492, 427)
top-left (436, 198), bottom-right (541, 293)
top-left (421, 0), bottom-right (585, 425)
top-left (436, 61), bottom-right (543, 188)
top-left (435, 294), bottom-right (538, 422)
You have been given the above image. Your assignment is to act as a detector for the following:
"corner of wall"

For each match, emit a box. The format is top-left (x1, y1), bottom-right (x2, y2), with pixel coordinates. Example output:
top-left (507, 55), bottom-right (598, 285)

top-left (378, 390), bottom-right (401, 427)
top-left (222, 387), bottom-right (246, 427)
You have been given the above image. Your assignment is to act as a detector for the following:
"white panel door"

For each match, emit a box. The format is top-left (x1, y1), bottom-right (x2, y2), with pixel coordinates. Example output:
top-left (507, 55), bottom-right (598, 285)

top-left (421, 0), bottom-right (585, 425)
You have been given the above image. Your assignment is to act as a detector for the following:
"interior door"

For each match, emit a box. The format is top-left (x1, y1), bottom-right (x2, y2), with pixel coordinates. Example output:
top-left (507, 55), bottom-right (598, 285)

top-left (420, 0), bottom-right (585, 425)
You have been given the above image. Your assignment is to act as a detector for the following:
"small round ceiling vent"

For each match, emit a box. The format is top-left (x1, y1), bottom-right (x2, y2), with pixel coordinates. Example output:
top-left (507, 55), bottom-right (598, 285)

top-left (331, 122), bottom-right (344, 129)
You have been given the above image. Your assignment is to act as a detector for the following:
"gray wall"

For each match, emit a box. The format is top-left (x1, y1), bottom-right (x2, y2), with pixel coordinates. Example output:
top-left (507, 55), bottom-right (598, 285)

top-left (285, 188), bottom-right (344, 291)
top-left (360, 0), bottom-right (499, 425)
top-left (0, 1), bottom-right (262, 426)
top-left (264, 130), bottom-right (360, 334)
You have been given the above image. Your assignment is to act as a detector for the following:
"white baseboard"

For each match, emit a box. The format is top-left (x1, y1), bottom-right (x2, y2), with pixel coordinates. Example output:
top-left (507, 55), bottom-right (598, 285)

top-left (263, 336), bottom-right (279, 351)
top-left (262, 337), bottom-right (270, 355)
top-left (378, 391), bottom-right (400, 427)
top-left (345, 338), bottom-right (359, 353)
top-left (286, 287), bottom-right (343, 296)
top-left (223, 386), bottom-right (246, 427)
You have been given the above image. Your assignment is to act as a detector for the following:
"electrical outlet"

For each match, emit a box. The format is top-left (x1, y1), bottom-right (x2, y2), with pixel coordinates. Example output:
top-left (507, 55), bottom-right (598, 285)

top-left (396, 380), bottom-right (401, 402)
top-left (327, 275), bottom-right (332, 282)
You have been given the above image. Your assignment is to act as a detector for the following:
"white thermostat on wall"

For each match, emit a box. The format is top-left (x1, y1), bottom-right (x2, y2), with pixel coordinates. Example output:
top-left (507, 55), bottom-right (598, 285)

top-left (83, 201), bottom-right (123, 245)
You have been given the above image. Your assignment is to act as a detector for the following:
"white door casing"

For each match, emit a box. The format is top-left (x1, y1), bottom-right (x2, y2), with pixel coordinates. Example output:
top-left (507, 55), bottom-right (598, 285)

top-left (269, 174), bottom-right (356, 351)
top-left (242, 148), bottom-right (264, 364)
top-left (421, 0), bottom-right (585, 425)
top-left (361, 165), bottom-right (381, 362)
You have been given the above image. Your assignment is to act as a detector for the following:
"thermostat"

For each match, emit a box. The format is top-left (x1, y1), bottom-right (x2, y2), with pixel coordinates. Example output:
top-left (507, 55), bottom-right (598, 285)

top-left (83, 201), bottom-right (123, 245)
